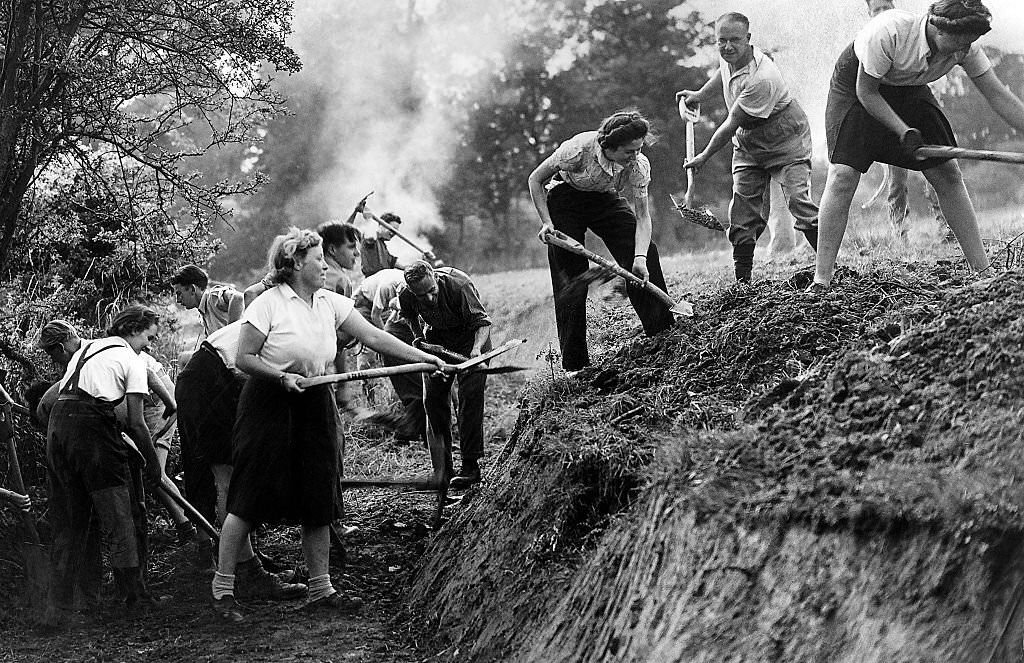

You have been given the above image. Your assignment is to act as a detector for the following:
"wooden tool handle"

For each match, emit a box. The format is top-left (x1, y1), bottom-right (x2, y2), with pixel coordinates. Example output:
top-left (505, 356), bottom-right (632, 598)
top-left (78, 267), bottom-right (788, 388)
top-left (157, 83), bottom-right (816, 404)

top-left (915, 145), bottom-right (1024, 165)
top-left (299, 362), bottom-right (442, 388)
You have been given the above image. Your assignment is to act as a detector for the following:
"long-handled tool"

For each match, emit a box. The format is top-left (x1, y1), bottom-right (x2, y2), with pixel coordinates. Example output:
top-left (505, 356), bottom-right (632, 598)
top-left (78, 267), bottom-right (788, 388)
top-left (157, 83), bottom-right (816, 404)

top-left (364, 208), bottom-right (443, 267)
top-left (544, 230), bottom-right (694, 317)
top-left (298, 338), bottom-right (528, 389)
top-left (119, 432), bottom-right (219, 542)
top-left (673, 98), bottom-right (724, 232)
top-left (915, 144), bottom-right (1024, 165)
top-left (680, 98), bottom-right (700, 209)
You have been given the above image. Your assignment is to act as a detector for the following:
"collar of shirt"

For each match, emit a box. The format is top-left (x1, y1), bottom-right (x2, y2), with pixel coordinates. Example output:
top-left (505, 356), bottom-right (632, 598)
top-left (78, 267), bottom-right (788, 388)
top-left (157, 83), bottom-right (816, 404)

top-left (593, 135), bottom-right (621, 178)
top-left (277, 282), bottom-right (329, 307)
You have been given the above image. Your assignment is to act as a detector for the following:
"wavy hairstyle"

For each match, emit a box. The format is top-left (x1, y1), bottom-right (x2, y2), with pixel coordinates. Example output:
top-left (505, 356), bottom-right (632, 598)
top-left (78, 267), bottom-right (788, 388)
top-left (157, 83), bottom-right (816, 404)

top-left (106, 304), bottom-right (160, 338)
top-left (928, 0), bottom-right (991, 35)
top-left (266, 226), bottom-right (322, 284)
top-left (596, 109), bottom-right (656, 150)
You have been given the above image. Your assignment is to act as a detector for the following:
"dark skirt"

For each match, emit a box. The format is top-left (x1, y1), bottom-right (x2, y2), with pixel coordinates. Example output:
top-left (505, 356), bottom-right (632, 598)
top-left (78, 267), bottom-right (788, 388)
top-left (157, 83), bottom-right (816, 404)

top-left (175, 344), bottom-right (244, 466)
top-left (826, 43), bottom-right (956, 173)
top-left (226, 377), bottom-right (339, 528)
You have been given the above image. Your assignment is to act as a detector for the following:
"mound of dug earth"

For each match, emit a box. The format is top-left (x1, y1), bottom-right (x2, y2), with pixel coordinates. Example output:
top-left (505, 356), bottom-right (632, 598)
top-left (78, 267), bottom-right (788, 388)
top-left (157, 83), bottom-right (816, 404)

top-left (408, 265), bottom-right (1024, 662)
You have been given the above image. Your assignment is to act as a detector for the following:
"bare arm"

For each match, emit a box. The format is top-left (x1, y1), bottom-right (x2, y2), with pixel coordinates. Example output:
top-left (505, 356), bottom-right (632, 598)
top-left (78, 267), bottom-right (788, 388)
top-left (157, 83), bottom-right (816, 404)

top-left (227, 291), bottom-right (244, 323)
top-left (682, 101), bottom-right (750, 170)
top-left (856, 65), bottom-right (910, 137)
top-left (972, 68), bottom-right (1024, 133)
top-left (126, 393), bottom-right (162, 482)
top-left (470, 326), bottom-right (491, 358)
top-left (243, 281), bottom-right (269, 308)
top-left (235, 321), bottom-right (306, 393)
top-left (339, 311), bottom-right (445, 369)
top-left (631, 193), bottom-right (653, 281)
top-left (676, 72), bottom-right (723, 105)
top-left (146, 368), bottom-right (176, 417)
top-left (528, 156), bottom-right (561, 241)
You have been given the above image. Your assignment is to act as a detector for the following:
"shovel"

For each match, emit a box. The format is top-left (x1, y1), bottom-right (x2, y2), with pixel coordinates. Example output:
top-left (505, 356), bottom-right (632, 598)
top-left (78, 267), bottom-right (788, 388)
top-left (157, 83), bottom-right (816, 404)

top-left (680, 98), bottom-right (700, 208)
top-left (544, 230), bottom-right (694, 317)
top-left (673, 99), bottom-right (724, 232)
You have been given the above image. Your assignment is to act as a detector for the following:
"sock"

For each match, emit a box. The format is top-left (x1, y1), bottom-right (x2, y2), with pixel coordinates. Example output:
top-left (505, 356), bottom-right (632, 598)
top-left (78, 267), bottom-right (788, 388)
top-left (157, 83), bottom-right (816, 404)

top-left (802, 228), bottom-right (819, 252)
top-left (308, 573), bottom-right (335, 602)
top-left (733, 243), bottom-right (755, 282)
top-left (212, 572), bottom-right (235, 600)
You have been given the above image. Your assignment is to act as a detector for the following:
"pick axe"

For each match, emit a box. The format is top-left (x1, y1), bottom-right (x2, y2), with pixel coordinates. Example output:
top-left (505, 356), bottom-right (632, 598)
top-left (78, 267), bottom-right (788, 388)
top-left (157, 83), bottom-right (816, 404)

top-left (543, 230), bottom-right (694, 317)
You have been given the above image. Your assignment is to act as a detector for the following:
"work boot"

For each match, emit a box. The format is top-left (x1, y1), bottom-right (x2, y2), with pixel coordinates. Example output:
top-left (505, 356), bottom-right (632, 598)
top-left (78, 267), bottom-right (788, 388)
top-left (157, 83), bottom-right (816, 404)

top-left (211, 595), bottom-right (245, 623)
top-left (236, 557), bottom-right (307, 600)
top-left (449, 460), bottom-right (481, 490)
top-left (733, 243), bottom-right (755, 283)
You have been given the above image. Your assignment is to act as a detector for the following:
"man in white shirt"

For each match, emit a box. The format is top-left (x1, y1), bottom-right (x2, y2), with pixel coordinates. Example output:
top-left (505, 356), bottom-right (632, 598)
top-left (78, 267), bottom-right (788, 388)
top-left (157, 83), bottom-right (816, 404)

top-left (680, 12), bottom-right (819, 282)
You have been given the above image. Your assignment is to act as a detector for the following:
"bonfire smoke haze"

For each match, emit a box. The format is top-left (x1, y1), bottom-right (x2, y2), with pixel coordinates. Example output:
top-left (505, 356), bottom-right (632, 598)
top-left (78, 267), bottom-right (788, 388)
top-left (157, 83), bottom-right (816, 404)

top-left (286, 0), bottom-right (522, 261)
top-left (687, 0), bottom-right (1024, 158)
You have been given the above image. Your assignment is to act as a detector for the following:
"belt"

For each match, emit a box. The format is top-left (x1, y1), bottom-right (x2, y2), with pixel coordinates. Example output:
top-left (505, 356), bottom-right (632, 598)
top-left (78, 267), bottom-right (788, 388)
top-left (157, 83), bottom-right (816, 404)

top-left (56, 393), bottom-right (116, 409)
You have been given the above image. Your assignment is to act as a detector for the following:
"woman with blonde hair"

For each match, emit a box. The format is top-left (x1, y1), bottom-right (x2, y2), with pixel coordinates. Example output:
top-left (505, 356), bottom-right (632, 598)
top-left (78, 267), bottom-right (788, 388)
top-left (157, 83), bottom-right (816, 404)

top-left (211, 227), bottom-right (446, 622)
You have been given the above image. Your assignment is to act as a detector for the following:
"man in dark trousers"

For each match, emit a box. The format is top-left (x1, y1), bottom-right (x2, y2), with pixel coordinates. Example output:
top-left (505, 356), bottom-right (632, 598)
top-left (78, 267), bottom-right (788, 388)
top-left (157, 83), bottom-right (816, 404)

top-left (398, 261), bottom-right (491, 489)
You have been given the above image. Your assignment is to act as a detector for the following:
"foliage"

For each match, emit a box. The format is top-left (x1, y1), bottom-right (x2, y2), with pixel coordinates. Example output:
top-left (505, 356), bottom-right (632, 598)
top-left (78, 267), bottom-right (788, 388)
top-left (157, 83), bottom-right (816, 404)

top-left (0, 0), bottom-right (302, 295)
top-left (429, 0), bottom-right (720, 271)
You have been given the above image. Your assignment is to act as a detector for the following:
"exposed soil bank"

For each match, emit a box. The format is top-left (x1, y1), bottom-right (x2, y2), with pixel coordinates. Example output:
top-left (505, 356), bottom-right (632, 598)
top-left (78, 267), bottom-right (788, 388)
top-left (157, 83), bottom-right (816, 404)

top-left (410, 265), bottom-right (1024, 662)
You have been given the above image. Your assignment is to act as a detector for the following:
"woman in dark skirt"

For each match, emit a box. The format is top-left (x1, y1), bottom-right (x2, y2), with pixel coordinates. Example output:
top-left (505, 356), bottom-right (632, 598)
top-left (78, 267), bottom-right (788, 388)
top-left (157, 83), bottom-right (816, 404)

top-left (527, 109), bottom-right (675, 374)
top-left (813, 0), bottom-right (1024, 288)
top-left (211, 227), bottom-right (445, 622)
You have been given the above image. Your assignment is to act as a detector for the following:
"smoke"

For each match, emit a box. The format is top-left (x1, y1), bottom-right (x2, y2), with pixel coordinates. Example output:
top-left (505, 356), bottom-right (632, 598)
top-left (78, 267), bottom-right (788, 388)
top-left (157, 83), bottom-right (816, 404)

top-left (686, 0), bottom-right (1024, 157)
top-left (283, 0), bottom-right (524, 261)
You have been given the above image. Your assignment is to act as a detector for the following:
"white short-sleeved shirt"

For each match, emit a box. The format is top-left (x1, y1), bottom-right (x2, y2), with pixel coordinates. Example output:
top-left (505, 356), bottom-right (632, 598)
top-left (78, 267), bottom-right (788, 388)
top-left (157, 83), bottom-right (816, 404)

top-left (198, 283), bottom-right (239, 336)
top-left (550, 131), bottom-right (651, 199)
top-left (353, 269), bottom-right (404, 328)
top-left (206, 320), bottom-right (243, 373)
top-left (241, 283), bottom-right (355, 377)
top-left (854, 10), bottom-right (992, 86)
top-left (721, 48), bottom-right (793, 119)
top-left (59, 337), bottom-right (149, 402)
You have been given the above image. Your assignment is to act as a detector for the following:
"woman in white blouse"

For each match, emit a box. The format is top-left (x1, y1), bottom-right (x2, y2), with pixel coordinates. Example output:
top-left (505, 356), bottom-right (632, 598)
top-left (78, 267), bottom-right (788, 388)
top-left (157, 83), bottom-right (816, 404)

top-left (211, 227), bottom-right (445, 622)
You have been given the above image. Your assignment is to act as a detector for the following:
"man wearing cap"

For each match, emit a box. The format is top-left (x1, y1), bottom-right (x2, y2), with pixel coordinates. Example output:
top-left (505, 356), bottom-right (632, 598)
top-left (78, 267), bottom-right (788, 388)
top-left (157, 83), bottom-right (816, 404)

top-left (399, 261), bottom-right (490, 489)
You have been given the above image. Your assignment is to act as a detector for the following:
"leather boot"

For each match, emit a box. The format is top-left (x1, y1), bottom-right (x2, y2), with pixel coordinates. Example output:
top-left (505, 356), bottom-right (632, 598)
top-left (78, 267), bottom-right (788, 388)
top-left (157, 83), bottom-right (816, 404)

top-left (733, 243), bottom-right (755, 283)
top-left (236, 557), bottom-right (307, 600)
top-left (449, 458), bottom-right (481, 490)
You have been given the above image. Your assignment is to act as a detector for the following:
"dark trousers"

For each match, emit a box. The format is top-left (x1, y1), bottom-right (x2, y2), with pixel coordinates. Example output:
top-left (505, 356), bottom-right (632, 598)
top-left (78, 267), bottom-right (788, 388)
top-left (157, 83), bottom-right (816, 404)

top-left (176, 345), bottom-right (242, 526)
top-left (547, 184), bottom-right (674, 370)
top-left (424, 334), bottom-right (489, 470)
top-left (382, 318), bottom-right (426, 439)
top-left (47, 400), bottom-right (145, 610)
